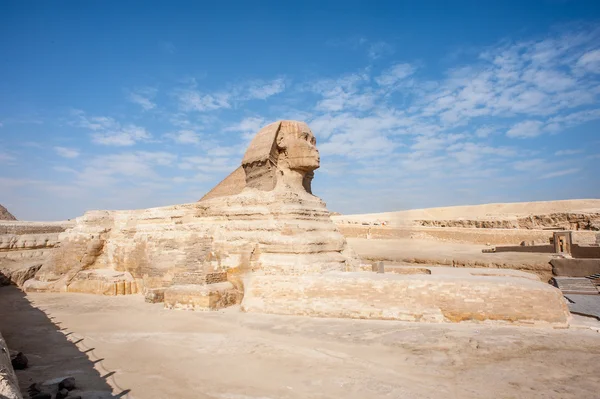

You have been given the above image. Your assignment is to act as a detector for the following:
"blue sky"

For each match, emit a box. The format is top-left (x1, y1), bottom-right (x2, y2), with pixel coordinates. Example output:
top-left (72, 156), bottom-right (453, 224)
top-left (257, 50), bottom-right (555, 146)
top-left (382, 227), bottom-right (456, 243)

top-left (1, 1), bottom-right (600, 221)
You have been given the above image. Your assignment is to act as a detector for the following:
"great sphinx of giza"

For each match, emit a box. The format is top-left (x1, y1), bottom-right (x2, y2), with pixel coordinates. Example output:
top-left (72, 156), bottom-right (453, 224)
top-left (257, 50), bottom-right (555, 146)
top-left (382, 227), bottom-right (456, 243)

top-left (24, 121), bottom-right (360, 302)
top-left (23, 121), bottom-right (571, 326)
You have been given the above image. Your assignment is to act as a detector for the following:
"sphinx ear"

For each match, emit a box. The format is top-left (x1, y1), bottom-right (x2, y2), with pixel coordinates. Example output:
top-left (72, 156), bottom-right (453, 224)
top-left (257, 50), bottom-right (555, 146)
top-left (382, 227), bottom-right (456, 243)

top-left (276, 132), bottom-right (287, 149)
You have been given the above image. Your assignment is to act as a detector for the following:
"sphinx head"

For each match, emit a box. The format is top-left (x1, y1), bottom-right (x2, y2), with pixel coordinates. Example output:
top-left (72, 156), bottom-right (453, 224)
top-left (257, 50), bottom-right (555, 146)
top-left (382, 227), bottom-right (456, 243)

top-left (276, 121), bottom-right (320, 173)
top-left (241, 120), bottom-right (320, 194)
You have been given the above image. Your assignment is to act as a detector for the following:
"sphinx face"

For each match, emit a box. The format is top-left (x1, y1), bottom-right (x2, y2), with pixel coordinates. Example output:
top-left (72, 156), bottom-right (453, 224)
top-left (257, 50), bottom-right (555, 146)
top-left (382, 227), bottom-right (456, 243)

top-left (279, 124), bottom-right (320, 172)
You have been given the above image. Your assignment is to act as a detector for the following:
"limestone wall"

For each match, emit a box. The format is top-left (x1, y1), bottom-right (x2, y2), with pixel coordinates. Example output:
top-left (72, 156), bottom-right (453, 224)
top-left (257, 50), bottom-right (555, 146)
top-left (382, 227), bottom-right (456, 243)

top-left (337, 225), bottom-right (599, 245)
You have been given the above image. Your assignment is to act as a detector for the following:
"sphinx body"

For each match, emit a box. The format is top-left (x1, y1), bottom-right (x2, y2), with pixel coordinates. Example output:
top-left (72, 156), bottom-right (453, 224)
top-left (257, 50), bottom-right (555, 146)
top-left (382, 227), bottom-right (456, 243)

top-left (25, 121), bottom-right (360, 296)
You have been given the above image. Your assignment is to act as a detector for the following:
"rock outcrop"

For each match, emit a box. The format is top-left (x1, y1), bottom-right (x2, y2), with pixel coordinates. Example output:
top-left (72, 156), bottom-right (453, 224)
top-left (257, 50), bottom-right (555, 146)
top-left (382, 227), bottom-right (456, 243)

top-left (0, 205), bottom-right (16, 221)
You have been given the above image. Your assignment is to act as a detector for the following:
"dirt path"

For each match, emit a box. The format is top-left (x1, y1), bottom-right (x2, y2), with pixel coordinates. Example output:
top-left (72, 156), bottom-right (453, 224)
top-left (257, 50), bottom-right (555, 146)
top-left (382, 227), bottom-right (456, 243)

top-left (1, 287), bottom-right (599, 399)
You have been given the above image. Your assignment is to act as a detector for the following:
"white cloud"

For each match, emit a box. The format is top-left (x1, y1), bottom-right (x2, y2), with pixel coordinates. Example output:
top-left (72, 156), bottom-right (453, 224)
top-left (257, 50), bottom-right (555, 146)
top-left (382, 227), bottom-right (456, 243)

top-left (71, 110), bottom-right (152, 146)
top-left (541, 168), bottom-right (580, 179)
top-left (53, 146), bottom-right (80, 158)
top-left (174, 77), bottom-right (286, 113)
top-left (178, 155), bottom-right (237, 173)
top-left (367, 41), bottom-right (394, 60)
top-left (411, 134), bottom-right (465, 152)
top-left (165, 130), bottom-right (201, 144)
top-left (127, 87), bottom-right (157, 110)
top-left (309, 73), bottom-right (375, 112)
top-left (176, 89), bottom-right (231, 112)
top-left (474, 126), bottom-right (495, 138)
top-left (513, 158), bottom-right (547, 172)
top-left (506, 120), bottom-right (544, 138)
top-left (92, 125), bottom-right (151, 146)
top-left (225, 117), bottom-right (267, 140)
top-left (76, 151), bottom-right (177, 188)
top-left (554, 149), bottom-right (583, 156)
top-left (245, 78), bottom-right (286, 100)
top-left (577, 49), bottom-right (600, 73)
top-left (375, 63), bottom-right (415, 86)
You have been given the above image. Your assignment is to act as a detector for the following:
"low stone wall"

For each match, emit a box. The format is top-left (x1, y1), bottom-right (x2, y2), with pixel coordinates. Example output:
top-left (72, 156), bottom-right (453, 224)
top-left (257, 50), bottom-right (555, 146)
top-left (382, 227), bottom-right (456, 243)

top-left (0, 332), bottom-right (23, 399)
top-left (336, 225), bottom-right (598, 246)
top-left (572, 245), bottom-right (600, 259)
top-left (242, 271), bottom-right (571, 327)
top-left (551, 258), bottom-right (600, 277)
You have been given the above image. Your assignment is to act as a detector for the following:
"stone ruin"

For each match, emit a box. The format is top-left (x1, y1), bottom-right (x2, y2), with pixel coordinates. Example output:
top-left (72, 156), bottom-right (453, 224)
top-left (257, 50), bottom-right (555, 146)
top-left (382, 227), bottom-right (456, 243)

top-left (16, 120), bottom-right (570, 326)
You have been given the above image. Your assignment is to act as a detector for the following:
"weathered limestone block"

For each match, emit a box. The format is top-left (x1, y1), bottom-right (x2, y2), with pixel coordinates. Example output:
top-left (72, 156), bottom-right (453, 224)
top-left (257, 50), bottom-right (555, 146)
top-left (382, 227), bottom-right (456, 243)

top-left (0, 332), bottom-right (23, 399)
top-left (164, 282), bottom-right (239, 310)
top-left (241, 271), bottom-right (571, 327)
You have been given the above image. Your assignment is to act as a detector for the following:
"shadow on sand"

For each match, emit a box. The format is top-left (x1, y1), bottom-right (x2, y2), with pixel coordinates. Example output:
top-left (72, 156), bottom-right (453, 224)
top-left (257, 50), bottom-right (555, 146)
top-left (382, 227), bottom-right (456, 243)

top-left (0, 283), bottom-right (130, 398)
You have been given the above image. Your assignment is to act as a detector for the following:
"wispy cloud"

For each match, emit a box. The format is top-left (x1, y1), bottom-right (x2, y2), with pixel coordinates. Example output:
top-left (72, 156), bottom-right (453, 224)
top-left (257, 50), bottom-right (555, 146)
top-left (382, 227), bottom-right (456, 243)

top-left (174, 77), bottom-right (287, 113)
top-left (555, 149), bottom-right (583, 156)
top-left (367, 41), bottom-right (394, 60)
top-left (506, 120), bottom-right (544, 138)
top-left (53, 146), bottom-right (80, 158)
top-left (127, 87), bottom-right (158, 110)
top-left (70, 110), bottom-right (152, 146)
top-left (244, 78), bottom-right (286, 100)
top-left (542, 168), bottom-right (580, 179)
top-left (375, 63), bottom-right (415, 86)
top-left (165, 130), bottom-right (201, 144)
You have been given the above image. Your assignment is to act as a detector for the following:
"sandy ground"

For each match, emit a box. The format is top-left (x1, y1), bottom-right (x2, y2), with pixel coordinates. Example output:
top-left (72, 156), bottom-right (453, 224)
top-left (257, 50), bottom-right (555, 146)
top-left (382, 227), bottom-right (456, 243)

top-left (1, 287), bottom-right (599, 399)
top-left (333, 199), bottom-right (600, 223)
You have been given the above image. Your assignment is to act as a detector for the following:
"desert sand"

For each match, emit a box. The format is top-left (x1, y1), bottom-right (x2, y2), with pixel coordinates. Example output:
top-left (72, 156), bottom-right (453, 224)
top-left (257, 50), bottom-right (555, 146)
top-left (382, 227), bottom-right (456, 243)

top-left (1, 286), bottom-right (599, 399)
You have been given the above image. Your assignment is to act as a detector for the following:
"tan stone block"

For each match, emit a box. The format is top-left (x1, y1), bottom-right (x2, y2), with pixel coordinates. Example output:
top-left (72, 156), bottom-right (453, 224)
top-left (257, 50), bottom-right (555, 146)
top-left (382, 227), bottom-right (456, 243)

top-left (164, 282), bottom-right (239, 311)
top-left (241, 271), bottom-right (571, 327)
